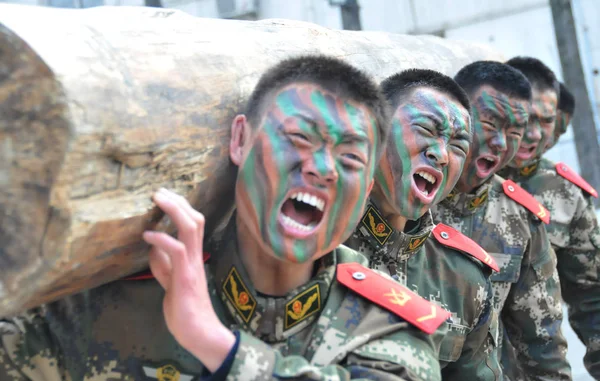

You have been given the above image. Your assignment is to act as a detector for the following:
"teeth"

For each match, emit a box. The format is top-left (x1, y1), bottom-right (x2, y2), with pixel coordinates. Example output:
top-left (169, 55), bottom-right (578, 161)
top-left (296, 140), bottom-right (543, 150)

top-left (484, 157), bottom-right (495, 162)
top-left (416, 171), bottom-right (436, 184)
top-left (423, 189), bottom-right (429, 196)
top-left (291, 192), bottom-right (325, 212)
top-left (282, 215), bottom-right (316, 231)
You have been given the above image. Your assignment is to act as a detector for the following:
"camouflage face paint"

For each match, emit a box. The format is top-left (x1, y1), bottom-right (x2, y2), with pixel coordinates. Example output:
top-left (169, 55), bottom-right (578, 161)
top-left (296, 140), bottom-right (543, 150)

top-left (510, 87), bottom-right (557, 168)
top-left (375, 87), bottom-right (471, 220)
top-left (547, 110), bottom-right (571, 151)
top-left (456, 86), bottom-right (529, 193)
top-left (235, 83), bottom-right (378, 263)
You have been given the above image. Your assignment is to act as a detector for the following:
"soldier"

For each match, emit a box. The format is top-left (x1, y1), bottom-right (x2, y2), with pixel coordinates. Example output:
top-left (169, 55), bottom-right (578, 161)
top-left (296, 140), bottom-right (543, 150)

top-left (500, 58), bottom-right (600, 379)
top-left (546, 82), bottom-right (575, 151)
top-left (0, 56), bottom-right (449, 380)
top-left (431, 60), bottom-right (572, 380)
top-left (344, 68), bottom-right (502, 380)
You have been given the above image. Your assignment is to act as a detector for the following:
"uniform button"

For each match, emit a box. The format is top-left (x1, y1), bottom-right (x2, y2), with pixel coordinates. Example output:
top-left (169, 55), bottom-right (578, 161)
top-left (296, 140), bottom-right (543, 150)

top-left (508, 185), bottom-right (515, 192)
top-left (440, 231), bottom-right (449, 239)
top-left (352, 271), bottom-right (366, 280)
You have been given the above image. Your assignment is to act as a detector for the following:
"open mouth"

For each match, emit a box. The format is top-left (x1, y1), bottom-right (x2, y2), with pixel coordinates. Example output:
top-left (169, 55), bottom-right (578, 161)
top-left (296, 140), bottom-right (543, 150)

top-left (411, 168), bottom-right (442, 203)
top-left (516, 144), bottom-right (537, 161)
top-left (279, 190), bottom-right (326, 238)
top-left (475, 156), bottom-right (499, 178)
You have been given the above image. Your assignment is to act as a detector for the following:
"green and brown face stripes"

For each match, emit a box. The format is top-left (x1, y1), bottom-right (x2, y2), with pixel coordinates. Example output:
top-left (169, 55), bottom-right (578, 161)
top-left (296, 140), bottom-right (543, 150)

top-left (235, 83), bottom-right (378, 264)
top-left (547, 110), bottom-right (571, 151)
top-left (375, 87), bottom-right (471, 220)
top-left (510, 87), bottom-right (557, 169)
top-left (456, 85), bottom-right (529, 193)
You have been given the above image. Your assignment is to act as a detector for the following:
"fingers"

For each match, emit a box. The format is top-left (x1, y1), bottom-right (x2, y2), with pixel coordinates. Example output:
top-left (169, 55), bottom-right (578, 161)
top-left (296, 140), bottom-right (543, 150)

top-left (162, 189), bottom-right (206, 259)
top-left (144, 230), bottom-right (188, 288)
top-left (152, 189), bottom-right (199, 265)
top-left (147, 243), bottom-right (171, 290)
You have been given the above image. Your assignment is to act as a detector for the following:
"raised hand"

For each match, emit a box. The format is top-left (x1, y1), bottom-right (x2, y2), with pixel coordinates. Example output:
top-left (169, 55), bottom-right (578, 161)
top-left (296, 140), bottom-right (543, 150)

top-left (143, 188), bottom-right (235, 372)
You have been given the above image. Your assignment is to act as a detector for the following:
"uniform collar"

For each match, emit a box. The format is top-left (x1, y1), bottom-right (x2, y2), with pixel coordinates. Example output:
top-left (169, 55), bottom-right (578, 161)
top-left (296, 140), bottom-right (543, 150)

top-left (498, 160), bottom-right (541, 181)
top-left (441, 180), bottom-right (492, 216)
top-left (208, 217), bottom-right (336, 343)
top-left (354, 198), bottom-right (434, 263)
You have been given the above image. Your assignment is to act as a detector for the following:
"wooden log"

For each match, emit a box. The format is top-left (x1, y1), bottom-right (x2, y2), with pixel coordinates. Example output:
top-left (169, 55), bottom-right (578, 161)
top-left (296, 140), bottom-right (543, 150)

top-left (0, 4), bottom-right (504, 317)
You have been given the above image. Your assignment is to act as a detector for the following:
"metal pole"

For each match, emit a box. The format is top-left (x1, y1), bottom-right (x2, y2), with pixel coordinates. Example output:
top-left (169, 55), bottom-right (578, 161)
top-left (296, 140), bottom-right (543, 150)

top-left (550, 0), bottom-right (600, 206)
top-left (340, 0), bottom-right (362, 31)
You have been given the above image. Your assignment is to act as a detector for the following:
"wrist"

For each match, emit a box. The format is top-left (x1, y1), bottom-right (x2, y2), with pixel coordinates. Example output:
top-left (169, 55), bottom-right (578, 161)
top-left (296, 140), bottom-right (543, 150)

top-left (187, 324), bottom-right (236, 373)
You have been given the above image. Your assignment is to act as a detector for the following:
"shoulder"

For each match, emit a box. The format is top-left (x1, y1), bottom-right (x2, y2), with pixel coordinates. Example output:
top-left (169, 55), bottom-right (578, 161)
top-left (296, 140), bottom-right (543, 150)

top-left (499, 177), bottom-right (550, 224)
top-left (553, 162), bottom-right (598, 198)
top-left (336, 262), bottom-right (450, 334)
top-left (428, 223), bottom-right (499, 273)
top-left (335, 244), bottom-right (369, 266)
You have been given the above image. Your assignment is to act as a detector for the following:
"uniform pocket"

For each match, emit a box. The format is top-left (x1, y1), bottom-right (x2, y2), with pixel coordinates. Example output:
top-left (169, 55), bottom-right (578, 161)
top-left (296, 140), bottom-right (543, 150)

top-left (490, 253), bottom-right (523, 283)
top-left (437, 323), bottom-right (468, 362)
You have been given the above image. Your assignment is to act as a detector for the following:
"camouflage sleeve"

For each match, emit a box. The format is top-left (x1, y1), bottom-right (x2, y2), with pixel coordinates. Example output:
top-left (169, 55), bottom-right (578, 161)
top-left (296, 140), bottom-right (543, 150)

top-left (441, 281), bottom-right (502, 381)
top-left (0, 312), bottom-right (66, 381)
top-left (226, 329), bottom-right (440, 381)
top-left (501, 221), bottom-right (571, 381)
top-left (555, 194), bottom-right (600, 378)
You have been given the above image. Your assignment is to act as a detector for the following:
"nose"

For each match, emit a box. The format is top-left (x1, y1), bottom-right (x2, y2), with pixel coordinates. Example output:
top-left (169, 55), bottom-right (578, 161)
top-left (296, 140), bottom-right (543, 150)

top-left (425, 140), bottom-right (449, 166)
top-left (302, 147), bottom-right (339, 187)
top-left (525, 122), bottom-right (542, 143)
top-left (490, 131), bottom-right (508, 153)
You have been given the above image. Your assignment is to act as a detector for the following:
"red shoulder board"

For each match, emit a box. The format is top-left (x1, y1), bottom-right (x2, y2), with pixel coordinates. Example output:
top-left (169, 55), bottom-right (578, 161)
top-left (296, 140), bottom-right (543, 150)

top-left (123, 252), bottom-right (211, 281)
top-left (502, 180), bottom-right (550, 224)
top-left (556, 162), bottom-right (598, 198)
top-left (432, 224), bottom-right (499, 272)
top-left (337, 262), bottom-right (450, 334)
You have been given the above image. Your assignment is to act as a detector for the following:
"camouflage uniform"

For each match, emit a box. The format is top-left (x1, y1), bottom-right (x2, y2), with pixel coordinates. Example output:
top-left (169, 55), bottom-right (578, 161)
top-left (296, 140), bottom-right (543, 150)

top-left (0, 219), bottom-right (445, 381)
top-left (501, 158), bottom-right (600, 378)
top-left (431, 174), bottom-right (571, 381)
top-left (344, 199), bottom-right (501, 380)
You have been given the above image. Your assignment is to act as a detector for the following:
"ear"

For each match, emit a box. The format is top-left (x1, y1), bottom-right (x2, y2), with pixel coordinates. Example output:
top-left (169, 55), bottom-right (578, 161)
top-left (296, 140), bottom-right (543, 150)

top-left (230, 115), bottom-right (251, 166)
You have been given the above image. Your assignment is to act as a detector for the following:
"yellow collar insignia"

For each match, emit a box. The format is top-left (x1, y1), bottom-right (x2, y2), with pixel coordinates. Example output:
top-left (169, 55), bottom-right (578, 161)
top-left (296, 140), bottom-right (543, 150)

top-left (223, 266), bottom-right (256, 323)
top-left (285, 284), bottom-right (321, 330)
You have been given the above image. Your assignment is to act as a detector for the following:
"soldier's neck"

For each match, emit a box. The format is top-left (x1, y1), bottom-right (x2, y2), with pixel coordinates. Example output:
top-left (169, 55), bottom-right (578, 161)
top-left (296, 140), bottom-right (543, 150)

top-left (235, 215), bottom-right (315, 296)
top-left (370, 191), bottom-right (407, 232)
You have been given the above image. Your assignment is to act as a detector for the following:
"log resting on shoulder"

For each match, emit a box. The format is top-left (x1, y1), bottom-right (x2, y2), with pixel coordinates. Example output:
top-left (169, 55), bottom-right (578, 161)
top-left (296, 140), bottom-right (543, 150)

top-left (0, 4), bottom-right (503, 317)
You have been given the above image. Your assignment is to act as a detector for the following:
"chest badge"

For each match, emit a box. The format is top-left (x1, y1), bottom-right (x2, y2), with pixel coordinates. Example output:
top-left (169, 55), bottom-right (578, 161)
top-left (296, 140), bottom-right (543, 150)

top-left (468, 188), bottom-right (488, 210)
top-left (361, 206), bottom-right (393, 245)
top-left (285, 284), bottom-right (321, 330)
top-left (142, 364), bottom-right (194, 381)
top-left (223, 266), bottom-right (256, 323)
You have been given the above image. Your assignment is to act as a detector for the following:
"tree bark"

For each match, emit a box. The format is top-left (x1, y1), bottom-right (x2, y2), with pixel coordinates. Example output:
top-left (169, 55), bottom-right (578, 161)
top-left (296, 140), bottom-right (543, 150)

top-left (0, 4), bottom-right (503, 317)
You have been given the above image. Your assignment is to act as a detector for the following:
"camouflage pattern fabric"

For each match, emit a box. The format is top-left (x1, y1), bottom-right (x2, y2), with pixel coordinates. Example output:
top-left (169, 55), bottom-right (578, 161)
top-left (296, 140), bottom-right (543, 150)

top-left (0, 219), bottom-right (442, 381)
top-left (344, 199), bottom-right (501, 380)
top-left (432, 174), bottom-right (572, 381)
top-left (501, 158), bottom-right (600, 379)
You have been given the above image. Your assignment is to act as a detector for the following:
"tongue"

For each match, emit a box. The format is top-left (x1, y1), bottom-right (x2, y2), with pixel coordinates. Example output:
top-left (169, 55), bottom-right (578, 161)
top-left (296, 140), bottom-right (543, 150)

top-left (477, 159), bottom-right (493, 172)
top-left (414, 176), bottom-right (428, 192)
top-left (282, 199), bottom-right (314, 225)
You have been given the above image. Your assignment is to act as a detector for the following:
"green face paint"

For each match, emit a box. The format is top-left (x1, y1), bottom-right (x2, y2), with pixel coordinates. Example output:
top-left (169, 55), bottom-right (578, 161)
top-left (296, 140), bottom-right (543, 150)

top-left (235, 83), bottom-right (379, 263)
top-left (375, 87), bottom-right (471, 220)
top-left (456, 86), bottom-right (529, 193)
top-left (510, 87), bottom-right (557, 169)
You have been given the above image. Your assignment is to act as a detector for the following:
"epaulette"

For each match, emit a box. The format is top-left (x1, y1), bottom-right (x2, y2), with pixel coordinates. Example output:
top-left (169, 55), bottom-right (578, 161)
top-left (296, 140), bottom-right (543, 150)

top-left (431, 224), bottom-right (499, 272)
top-left (123, 252), bottom-right (211, 281)
top-left (502, 180), bottom-right (550, 224)
top-left (555, 162), bottom-right (598, 198)
top-left (337, 262), bottom-right (450, 334)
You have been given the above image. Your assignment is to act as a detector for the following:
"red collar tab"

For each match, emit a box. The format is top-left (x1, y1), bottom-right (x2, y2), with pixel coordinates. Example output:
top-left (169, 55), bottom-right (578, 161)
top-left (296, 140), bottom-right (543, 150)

top-left (556, 162), bottom-right (598, 198)
top-left (432, 224), bottom-right (499, 272)
top-left (502, 180), bottom-right (550, 224)
top-left (122, 252), bottom-right (211, 281)
top-left (337, 262), bottom-right (450, 334)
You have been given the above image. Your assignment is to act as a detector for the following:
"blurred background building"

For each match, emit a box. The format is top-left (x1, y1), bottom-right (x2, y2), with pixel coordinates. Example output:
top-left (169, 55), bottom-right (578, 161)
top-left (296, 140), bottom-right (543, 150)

top-left (0, 0), bottom-right (598, 378)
